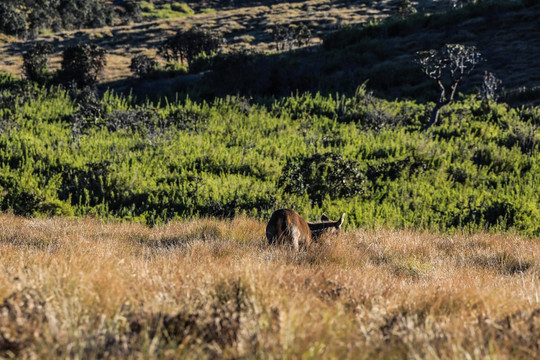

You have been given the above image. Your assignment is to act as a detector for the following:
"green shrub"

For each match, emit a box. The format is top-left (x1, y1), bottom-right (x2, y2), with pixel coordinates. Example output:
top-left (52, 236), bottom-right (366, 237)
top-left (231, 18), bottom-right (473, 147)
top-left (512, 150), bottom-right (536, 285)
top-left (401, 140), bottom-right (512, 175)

top-left (279, 152), bottom-right (366, 206)
top-left (0, 3), bottom-right (27, 37)
top-left (129, 54), bottom-right (158, 78)
top-left (22, 42), bottom-right (54, 85)
top-left (139, 1), bottom-right (154, 12)
top-left (158, 27), bottom-right (224, 65)
top-left (171, 3), bottom-right (194, 15)
top-left (0, 79), bottom-right (538, 235)
top-left (60, 43), bottom-right (107, 87)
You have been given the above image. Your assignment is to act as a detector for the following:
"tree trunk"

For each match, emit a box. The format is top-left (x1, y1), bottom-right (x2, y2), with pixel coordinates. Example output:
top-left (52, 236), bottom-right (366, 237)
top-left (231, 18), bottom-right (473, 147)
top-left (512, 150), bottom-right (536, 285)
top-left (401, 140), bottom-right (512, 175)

top-left (424, 101), bottom-right (445, 130)
top-left (423, 80), bottom-right (459, 131)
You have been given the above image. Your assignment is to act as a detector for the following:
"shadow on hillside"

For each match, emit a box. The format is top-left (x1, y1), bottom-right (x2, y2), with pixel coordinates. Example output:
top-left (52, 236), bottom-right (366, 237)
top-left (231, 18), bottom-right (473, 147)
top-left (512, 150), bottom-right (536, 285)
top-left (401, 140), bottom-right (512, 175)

top-left (6, 0), bottom-right (537, 107)
top-left (102, 0), bottom-right (540, 106)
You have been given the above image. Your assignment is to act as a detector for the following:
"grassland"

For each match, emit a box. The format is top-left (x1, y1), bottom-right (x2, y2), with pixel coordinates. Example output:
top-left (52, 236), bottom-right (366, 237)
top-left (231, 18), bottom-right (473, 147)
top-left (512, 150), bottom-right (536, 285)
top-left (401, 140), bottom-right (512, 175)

top-left (0, 213), bottom-right (538, 358)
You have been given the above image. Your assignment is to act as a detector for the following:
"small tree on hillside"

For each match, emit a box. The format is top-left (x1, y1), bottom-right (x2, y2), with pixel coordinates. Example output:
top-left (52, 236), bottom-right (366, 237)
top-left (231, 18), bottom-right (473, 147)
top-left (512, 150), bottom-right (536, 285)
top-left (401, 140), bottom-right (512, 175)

top-left (0, 3), bottom-right (27, 37)
top-left (22, 42), bottom-right (54, 84)
top-left (416, 44), bottom-right (482, 129)
top-left (129, 54), bottom-right (158, 78)
top-left (397, 0), bottom-right (417, 19)
top-left (272, 23), bottom-right (312, 51)
top-left (480, 71), bottom-right (502, 102)
top-left (158, 27), bottom-right (224, 65)
top-left (61, 43), bottom-right (107, 87)
top-left (294, 23), bottom-right (311, 47)
top-left (272, 25), bottom-right (288, 51)
top-left (121, 0), bottom-right (142, 23)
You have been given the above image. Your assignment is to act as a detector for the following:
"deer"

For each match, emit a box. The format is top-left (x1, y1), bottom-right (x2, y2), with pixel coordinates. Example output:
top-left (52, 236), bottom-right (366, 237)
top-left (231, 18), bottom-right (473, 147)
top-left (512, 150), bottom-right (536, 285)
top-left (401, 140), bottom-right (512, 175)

top-left (266, 209), bottom-right (346, 251)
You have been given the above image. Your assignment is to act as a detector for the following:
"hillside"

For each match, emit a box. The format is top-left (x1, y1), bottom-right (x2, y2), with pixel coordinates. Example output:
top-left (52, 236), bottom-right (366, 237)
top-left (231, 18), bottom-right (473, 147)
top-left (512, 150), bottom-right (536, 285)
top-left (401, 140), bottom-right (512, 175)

top-left (0, 0), bottom-right (539, 104)
top-left (0, 214), bottom-right (538, 358)
top-left (321, 0), bottom-right (540, 103)
top-left (0, 0), bottom-right (395, 82)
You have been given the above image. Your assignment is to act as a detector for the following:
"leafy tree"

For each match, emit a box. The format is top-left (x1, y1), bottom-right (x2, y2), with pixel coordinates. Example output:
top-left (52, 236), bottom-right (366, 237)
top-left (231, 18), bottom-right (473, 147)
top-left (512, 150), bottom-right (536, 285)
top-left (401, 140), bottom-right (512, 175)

top-left (0, 0), bottom-right (116, 36)
top-left (60, 43), bottom-right (107, 87)
top-left (121, 0), bottom-right (142, 23)
top-left (397, 0), bottom-right (417, 19)
top-left (279, 152), bottom-right (366, 206)
top-left (416, 44), bottom-right (482, 129)
top-left (272, 23), bottom-right (312, 51)
top-left (0, 3), bottom-right (27, 37)
top-left (271, 25), bottom-right (288, 51)
top-left (294, 23), bottom-right (311, 47)
top-left (57, 0), bottom-right (114, 30)
top-left (22, 42), bottom-right (54, 84)
top-left (129, 54), bottom-right (158, 78)
top-left (158, 27), bottom-right (224, 65)
top-left (26, 0), bottom-right (61, 36)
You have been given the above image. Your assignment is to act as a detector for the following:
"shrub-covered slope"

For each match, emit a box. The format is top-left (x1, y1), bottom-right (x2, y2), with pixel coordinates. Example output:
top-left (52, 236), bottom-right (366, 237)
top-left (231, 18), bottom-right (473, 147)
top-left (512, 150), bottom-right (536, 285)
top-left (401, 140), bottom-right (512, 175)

top-left (3, 0), bottom-right (538, 105)
top-left (1, 74), bottom-right (538, 235)
top-left (184, 0), bottom-right (540, 102)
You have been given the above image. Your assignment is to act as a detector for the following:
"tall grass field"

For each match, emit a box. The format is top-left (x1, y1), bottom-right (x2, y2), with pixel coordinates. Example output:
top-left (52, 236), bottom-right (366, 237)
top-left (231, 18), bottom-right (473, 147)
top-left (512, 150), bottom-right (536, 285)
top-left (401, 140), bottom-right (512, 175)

top-left (0, 214), bottom-right (538, 358)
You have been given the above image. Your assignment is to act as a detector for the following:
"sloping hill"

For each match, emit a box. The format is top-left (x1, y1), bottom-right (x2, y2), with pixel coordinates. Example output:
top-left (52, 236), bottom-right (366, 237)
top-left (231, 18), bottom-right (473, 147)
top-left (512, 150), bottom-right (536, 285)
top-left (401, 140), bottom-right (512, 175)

top-left (0, 0), bottom-right (395, 82)
top-left (0, 0), bottom-right (538, 104)
top-left (320, 0), bottom-right (540, 103)
top-left (179, 0), bottom-right (540, 103)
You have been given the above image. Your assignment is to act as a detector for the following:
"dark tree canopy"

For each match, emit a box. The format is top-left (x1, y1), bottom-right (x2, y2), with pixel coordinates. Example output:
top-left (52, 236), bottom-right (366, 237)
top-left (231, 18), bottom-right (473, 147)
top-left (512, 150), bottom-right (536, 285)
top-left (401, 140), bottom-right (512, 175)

top-left (61, 43), bottom-right (108, 87)
top-left (158, 27), bottom-right (224, 65)
top-left (22, 42), bottom-right (54, 84)
top-left (0, 0), bottom-right (117, 37)
top-left (129, 54), bottom-right (158, 78)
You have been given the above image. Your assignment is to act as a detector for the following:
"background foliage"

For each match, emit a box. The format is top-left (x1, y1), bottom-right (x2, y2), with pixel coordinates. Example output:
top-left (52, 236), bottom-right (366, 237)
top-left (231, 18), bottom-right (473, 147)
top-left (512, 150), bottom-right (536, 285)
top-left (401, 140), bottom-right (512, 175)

top-left (0, 72), bottom-right (538, 235)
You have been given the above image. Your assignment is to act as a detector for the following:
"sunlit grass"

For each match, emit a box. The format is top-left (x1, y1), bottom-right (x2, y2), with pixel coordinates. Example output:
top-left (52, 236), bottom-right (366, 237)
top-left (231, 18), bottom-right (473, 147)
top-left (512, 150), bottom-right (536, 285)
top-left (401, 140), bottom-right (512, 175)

top-left (0, 214), bottom-right (538, 358)
top-left (141, 1), bottom-right (195, 20)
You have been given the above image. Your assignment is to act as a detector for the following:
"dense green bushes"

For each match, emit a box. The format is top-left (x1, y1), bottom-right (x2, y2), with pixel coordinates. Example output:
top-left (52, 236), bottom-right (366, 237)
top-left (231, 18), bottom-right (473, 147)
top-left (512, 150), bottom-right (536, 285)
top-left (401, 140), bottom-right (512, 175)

top-left (0, 0), bottom-right (116, 37)
top-left (0, 72), bottom-right (538, 235)
top-left (60, 43), bottom-right (108, 87)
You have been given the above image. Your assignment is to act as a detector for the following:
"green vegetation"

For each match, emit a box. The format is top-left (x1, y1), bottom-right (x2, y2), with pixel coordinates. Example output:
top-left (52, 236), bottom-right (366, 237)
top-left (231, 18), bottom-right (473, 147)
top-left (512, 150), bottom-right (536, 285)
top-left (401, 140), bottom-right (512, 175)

top-left (22, 42), bottom-right (53, 85)
top-left (158, 27), bottom-right (224, 65)
top-left (0, 0), bottom-right (116, 37)
top-left (59, 43), bottom-right (108, 87)
top-left (0, 74), bottom-right (538, 236)
top-left (0, 1), bottom-right (199, 37)
top-left (140, 1), bottom-right (195, 19)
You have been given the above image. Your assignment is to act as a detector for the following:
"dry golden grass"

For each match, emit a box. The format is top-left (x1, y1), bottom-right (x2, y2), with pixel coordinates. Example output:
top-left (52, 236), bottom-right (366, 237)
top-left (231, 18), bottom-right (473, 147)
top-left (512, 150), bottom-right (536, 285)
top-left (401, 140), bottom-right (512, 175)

top-left (0, 213), bottom-right (539, 358)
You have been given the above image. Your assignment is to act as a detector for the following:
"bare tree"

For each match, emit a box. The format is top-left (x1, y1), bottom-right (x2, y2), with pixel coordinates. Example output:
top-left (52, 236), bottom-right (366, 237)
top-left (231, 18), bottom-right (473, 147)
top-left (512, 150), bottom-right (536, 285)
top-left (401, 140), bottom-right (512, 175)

top-left (416, 44), bottom-right (482, 129)
top-left (480, 71), bottom-right (502, 102)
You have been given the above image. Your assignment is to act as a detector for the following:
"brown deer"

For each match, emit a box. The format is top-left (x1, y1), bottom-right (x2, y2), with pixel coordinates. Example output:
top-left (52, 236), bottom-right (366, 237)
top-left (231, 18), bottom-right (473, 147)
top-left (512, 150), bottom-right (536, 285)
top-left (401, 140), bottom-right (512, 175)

top-left (266, 209), bottom-right (346, 250)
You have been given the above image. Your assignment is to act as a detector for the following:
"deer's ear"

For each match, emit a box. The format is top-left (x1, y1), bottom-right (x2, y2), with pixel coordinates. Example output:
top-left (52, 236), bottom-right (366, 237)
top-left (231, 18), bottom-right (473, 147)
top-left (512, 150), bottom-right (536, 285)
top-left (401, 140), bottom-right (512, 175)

top-left (321, 214), bottom-right (330, 221)
top-left (337, 213), bottom-right (346, 228)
